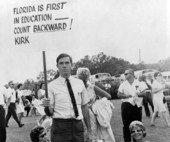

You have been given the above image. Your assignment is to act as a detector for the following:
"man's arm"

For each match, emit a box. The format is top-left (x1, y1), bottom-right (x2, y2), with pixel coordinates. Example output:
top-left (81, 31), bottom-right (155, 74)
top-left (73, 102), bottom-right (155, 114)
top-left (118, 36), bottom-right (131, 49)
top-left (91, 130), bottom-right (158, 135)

top-left (137, 90), bottom-right (147, 97)
top-left (117, 91), bottom-right (132, 99)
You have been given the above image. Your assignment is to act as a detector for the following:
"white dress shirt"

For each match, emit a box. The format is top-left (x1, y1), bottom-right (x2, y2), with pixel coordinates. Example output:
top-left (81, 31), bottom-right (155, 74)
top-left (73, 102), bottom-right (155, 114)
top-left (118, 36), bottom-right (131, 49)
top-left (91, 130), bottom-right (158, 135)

top-left (6, 88), bottom-right (16, 103)
top-left (48, 76), bottom-right (89, 120)
top-left (118, 80), bottom-right (147, 107)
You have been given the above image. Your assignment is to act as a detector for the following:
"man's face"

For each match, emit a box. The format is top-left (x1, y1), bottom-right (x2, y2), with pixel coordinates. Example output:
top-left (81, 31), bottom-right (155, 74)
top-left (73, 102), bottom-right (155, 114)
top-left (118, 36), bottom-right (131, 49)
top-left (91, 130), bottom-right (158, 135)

top-left (20, 85), bottom-right (24, 90)
top-left (57, 57), bottom-right (72, 78)
top-left (9, 82), bottom-right (14, 89)
top-left (124, 70), bottom-right (133, 80)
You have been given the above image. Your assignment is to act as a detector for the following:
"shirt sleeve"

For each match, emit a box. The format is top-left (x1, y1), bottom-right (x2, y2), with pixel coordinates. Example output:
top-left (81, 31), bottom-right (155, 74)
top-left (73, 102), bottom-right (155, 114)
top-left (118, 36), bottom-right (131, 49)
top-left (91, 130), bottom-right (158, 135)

top-left (4, 88), bottom-right (11, 99)
top-left (48, 84), bottom-right (55, 108)
top-left (118, 83), bottom-right (124, 93)
top-left (139, 82), bottom-right (148, 92)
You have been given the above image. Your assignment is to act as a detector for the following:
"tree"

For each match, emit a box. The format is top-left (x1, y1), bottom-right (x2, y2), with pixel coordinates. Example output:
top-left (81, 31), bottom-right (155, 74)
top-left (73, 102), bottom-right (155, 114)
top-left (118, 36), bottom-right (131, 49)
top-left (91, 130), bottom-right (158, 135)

top-left (23, 78), bottom-right (36, 90)
top-left (73, 52), bottom-right (133, 76)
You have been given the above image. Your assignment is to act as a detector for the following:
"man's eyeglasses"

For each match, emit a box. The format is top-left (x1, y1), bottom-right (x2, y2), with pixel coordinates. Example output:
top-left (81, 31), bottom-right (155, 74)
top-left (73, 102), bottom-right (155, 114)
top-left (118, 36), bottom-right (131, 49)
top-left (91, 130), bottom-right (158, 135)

top-left (157, 74), bottom-right (162, 77)
top-left (124, 73), bottom-right (131, 76)
top-left (131, 129), bottom-right (142, 134)
top-left (10, 84), bottom-right (14, 86)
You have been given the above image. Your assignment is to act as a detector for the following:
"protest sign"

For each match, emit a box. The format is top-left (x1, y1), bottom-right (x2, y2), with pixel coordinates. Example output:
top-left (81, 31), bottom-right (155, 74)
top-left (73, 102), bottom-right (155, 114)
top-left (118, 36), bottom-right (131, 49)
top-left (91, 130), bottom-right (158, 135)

top-left (10, 0), bottom-right (79, 48)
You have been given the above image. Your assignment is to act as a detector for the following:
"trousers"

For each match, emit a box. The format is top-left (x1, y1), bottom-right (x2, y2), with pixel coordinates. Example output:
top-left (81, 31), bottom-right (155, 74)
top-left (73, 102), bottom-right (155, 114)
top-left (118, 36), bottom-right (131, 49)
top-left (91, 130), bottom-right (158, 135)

top-left (5, 103), bottom-right (21, 126)
top-left (0, 105), bottom-right (6, 142)
top-left (121, 102), bottom-right (142, 142)
top-left (143, 92), bottom-right (154, 117)
top-left (51, 118), bottom-right (84, 142)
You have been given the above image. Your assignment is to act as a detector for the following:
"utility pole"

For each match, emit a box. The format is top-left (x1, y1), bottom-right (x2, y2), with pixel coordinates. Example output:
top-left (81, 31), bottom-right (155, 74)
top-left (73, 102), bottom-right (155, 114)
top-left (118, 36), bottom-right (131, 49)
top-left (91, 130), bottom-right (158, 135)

top-left (139, 49), bottom-right (141, 64)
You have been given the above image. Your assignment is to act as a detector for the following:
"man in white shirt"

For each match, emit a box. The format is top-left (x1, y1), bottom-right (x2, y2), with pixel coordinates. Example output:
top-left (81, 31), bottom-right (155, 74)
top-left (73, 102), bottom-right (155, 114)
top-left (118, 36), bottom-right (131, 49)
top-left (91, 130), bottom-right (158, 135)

top-left (5, 81), bottom-right (24, 128)
top-left (118, 69), bottom-right (147, 142)
top-left (0, 85), bottom-right (8, 142)
top-left (43, 53), bottom-right (92, 142)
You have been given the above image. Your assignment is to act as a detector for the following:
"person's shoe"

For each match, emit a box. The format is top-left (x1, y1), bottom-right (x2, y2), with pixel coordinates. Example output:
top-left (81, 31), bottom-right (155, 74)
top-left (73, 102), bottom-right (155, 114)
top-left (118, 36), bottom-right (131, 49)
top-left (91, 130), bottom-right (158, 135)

top-left (19, 124), bottom-right (24, 128)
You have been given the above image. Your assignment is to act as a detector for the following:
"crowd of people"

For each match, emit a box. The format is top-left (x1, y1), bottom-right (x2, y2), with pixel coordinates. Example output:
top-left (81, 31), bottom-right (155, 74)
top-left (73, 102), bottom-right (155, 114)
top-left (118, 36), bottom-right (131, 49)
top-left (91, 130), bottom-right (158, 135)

top-left (1, 53), bottom-right (170, 142)
top-left (0, 81), bottom-right (48, 142)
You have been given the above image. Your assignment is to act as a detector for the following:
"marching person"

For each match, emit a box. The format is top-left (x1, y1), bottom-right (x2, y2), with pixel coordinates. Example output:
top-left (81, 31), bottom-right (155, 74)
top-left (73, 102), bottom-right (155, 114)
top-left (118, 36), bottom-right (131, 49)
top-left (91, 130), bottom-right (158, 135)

top-left (150, 72), bottom-right (170, 127)
top-left (43, 53), bottom-right (92, 142)
top-left (5, 81), bottom-right (24, 128)
top-left (16, 83), bottom-right (25, 124)
top-left (118, 69), bottom-right (147, 142)
top-left (139, 75), bottom-right (154, 117)
top-left (0, 84), bottom-right (8, 142)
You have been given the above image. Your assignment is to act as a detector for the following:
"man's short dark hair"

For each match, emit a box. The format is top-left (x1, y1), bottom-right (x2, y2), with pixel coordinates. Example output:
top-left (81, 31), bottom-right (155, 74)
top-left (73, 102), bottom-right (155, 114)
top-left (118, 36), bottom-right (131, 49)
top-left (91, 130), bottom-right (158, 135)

top-left (126, 68), bottom-right (135, 76)
top-left (56, 53), bottom-right (72, 64)
top-left (39, 82), bottom-right (45, 89)
top-left (8, 81), bottom-right (13, 85)
top-left (30, 126), bottom-right (44, 142)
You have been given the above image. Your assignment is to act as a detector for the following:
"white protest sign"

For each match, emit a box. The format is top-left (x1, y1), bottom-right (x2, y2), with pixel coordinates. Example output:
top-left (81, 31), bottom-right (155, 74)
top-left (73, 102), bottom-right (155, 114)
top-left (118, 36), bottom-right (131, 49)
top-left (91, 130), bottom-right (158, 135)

top-left (11, 0), bottom-right (79, 49)
top-left (0, 0), bottom-right (79, 84)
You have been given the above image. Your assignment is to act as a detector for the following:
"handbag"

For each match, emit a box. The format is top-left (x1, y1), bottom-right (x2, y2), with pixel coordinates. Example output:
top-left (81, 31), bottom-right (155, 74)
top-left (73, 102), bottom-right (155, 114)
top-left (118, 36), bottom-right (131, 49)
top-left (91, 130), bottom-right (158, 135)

top-left (92, 97), bottom-right (114, 128)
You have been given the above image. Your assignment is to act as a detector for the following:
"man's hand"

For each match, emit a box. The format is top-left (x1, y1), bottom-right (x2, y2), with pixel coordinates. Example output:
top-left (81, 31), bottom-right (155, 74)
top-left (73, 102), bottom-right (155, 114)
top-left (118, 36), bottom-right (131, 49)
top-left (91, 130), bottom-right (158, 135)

top-left (42, 98), bottom-right (50, 107)
top-left (43, 98), bottom-right (53, 116)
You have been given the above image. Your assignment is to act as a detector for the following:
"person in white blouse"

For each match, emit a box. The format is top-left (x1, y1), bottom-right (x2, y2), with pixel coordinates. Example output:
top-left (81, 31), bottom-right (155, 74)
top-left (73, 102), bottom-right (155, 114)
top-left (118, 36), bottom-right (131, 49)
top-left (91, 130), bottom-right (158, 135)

top-left (150, 72), bottom-right (170, 127)
top-left (5, 81), bottom-right (24, 128)
top-left (38, 83), bottom-right (45, 100)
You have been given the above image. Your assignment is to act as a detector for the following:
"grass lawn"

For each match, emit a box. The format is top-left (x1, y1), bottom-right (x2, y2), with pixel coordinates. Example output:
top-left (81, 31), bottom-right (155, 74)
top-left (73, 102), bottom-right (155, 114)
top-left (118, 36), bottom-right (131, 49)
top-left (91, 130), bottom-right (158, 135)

top-left (6, 99), bottom-right (170, 142)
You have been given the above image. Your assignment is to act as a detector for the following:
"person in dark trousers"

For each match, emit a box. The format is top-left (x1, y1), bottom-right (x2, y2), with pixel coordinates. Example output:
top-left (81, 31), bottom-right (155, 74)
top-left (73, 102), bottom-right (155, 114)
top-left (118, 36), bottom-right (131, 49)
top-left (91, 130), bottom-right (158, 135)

top-left (0, 85), bottom-right (8, 142)
top-left (5, 81), bottom-right (24, 128)
top-left (43, 53), bottom-right (92, 142)
top-left (139, 75), bottom-right (154, 117)
top-left (118, 69), bottom-right (147, 142)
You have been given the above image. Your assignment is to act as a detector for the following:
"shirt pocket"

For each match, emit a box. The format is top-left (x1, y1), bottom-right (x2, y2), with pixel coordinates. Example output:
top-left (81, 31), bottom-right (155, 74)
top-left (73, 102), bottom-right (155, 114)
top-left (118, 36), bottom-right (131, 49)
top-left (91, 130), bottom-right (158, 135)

top-left (73, 89), bottom-right (82, 105)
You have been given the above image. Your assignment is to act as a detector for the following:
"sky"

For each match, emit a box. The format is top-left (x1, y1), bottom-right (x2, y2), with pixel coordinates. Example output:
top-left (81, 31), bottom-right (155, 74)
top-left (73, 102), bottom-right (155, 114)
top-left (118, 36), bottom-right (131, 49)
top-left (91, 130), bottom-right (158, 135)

top-left (0, 0), bottom-right (170, 84)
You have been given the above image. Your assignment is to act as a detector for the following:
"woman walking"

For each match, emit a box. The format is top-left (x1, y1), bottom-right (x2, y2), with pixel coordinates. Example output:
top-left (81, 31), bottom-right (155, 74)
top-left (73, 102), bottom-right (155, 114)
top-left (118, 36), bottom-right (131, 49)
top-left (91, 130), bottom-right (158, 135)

top-left (151, 72), bottom-right (170, 127)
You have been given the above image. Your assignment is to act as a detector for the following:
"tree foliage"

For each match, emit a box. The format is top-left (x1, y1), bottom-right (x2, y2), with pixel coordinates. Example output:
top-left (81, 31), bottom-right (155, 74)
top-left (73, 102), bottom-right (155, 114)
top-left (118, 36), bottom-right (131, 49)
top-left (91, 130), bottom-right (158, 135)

top-left (72, 52), bottom-right (135, 76)
top-left (37, 69), bottom-right (57, 82)
top-left (34, 52), bottom-right (170, 83)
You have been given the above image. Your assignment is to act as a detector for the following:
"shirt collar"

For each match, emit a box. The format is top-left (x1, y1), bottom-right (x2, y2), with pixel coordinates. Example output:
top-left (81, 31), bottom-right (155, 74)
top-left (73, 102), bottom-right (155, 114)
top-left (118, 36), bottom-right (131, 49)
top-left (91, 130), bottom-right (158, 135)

top-left (125, 79), bottom-right (138, 85)
top-left (58, 75), bottom-right (73, 84)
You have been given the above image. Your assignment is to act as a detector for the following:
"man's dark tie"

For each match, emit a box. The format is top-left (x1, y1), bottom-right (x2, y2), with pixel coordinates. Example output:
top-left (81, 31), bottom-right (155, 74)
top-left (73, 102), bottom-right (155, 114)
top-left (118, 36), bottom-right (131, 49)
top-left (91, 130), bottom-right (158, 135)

top-left (66, 78), bottom-right (79, 118)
